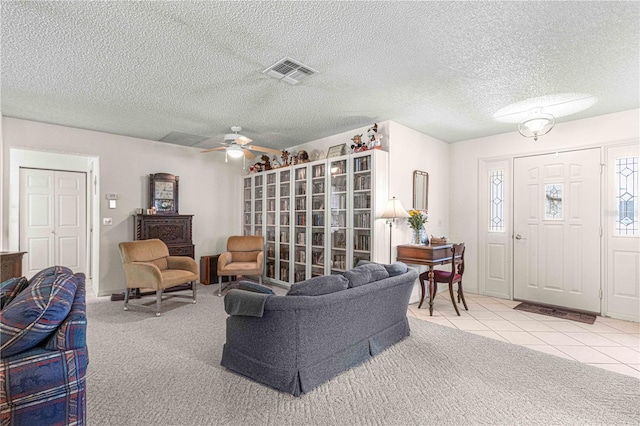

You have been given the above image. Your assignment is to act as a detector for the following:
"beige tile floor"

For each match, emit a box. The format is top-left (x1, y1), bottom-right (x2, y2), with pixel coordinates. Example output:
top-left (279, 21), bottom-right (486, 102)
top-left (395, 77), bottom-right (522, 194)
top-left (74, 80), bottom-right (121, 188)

top-left (408, 292), bottom-right (640, 379)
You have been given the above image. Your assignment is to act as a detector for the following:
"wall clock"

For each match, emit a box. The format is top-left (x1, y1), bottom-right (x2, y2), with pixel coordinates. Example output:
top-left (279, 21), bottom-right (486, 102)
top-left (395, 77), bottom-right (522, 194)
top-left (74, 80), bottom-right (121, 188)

top-left (149, 173), bottom-right (179, 214)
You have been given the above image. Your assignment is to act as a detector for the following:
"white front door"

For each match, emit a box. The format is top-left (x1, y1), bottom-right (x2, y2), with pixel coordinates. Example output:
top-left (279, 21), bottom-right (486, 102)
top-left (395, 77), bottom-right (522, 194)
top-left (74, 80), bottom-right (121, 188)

top-left (20, 169), bottom-right (87, 278)
top-left (513, 149), bottom-right (601, 313)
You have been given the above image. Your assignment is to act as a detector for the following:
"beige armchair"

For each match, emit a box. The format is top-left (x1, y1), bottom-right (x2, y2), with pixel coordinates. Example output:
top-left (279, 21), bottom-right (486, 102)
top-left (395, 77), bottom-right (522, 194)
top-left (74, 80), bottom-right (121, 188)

top-left (118, 239), bottom-right (198, 316)
top-left (217, 235), bottom-right (264, 296)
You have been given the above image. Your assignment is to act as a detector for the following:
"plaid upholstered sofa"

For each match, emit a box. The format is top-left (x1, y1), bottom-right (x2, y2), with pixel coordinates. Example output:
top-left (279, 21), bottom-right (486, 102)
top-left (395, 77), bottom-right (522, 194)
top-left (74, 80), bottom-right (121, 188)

top-left (0, 266), bottom-right (88, 425)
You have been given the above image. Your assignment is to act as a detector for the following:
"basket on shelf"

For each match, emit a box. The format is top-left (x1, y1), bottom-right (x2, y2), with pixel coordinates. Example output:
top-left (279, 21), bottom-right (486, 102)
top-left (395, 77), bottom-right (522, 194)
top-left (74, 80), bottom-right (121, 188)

top-left (430, 236), bottom-right (448, 245)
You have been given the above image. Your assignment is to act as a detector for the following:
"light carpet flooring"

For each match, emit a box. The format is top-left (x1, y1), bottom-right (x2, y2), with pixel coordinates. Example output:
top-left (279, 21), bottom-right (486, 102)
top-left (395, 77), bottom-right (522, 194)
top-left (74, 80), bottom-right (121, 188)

top-left (405, 292), bottom-right (640, 379)
top-left (86, 283), bottom-right (640, 425)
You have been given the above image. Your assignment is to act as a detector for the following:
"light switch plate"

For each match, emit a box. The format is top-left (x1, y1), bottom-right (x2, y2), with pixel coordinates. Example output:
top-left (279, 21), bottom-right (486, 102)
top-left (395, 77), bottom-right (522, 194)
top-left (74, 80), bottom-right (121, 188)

top-left (103, 218), bottom-right (113, 226)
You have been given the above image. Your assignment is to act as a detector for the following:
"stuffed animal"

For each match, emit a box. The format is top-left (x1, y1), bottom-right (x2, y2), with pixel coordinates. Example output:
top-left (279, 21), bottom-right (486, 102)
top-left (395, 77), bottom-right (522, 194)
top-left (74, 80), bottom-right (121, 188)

top-left (350, 134), bottom-right (367, 152)
top-left (261, 155), bottom-right (272, 170)
top-left (367, 123), bottom-right (382, 149)
top-left (298, 150), bottom-right (309, 163)
top-left (281, 150), bottom-right (290, 166)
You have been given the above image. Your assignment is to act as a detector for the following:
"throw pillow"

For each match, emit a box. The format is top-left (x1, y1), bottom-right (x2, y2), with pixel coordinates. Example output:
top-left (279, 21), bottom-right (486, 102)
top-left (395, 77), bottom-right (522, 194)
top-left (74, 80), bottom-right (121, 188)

top-left (384, 262), bottom-right (408, 277)
top-left (237, 281), bottom-right (275, 294)
top-left (29, 265), bottom-right (73, 285)
top-left (0, 272), bottom-right (79, 357)
top-left (0, 277), bottom-right (29, 310)
top-left (355, 260), bottom-right (407, 277)
top-left (343, 263), bottom-right (389, 288)
top-left (287, 274), bottom-right (349, 296)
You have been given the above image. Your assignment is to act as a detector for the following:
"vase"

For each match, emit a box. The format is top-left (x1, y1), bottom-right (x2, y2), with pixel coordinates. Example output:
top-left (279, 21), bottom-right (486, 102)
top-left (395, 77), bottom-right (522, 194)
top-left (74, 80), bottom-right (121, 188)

top-left (412, 229), bottom-right (427, 245)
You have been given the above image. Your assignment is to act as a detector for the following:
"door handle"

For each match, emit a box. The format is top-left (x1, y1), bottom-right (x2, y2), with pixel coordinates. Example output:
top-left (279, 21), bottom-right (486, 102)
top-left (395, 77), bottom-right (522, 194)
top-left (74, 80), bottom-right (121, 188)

top-left (514, 234), bottom-right (526, 240)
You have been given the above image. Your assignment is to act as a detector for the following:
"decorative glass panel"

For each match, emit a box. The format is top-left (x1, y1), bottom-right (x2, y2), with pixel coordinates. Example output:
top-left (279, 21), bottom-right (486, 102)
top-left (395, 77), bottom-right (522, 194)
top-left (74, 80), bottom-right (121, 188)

top-left (615, 157), bottom-right (638, 235)
top-left (545, 184), bottom-right (563, 220)
top-left (489, 170), bottom-right (504, 232)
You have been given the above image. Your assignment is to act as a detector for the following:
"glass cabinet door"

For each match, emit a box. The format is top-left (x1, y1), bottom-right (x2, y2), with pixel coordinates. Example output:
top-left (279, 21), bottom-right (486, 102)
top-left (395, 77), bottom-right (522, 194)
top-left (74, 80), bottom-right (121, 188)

top-left (293, 165), bottom-right (309, 282)
top-left (278, 169), bottom-right (291, 282)
top-left (253, 175), bottom-right (264, 236)
top-left (329, 158), bottom-right (348, 273)
top-left (311, 163), bottom-right (327, 277)
top-left (243, 176), bottom-right (252, 236)
top-left (265, 172), bottom-right (277, 279)
top-left (352, 154), bottom-right (372, 267)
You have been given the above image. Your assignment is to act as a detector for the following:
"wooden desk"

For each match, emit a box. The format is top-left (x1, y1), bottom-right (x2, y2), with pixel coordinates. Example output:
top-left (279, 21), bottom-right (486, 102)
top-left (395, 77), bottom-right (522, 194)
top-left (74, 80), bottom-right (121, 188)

top-left (1, 251), bottom-right (27, 282)
top-left (396, 244), bottom-right (457, 316)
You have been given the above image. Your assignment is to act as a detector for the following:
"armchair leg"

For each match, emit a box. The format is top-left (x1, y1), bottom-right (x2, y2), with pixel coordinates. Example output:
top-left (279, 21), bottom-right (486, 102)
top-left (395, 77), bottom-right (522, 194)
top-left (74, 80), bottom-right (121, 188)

top-left (218, 277), bottom-right (222, 297)
top-left (156, 290), bottom-right (163, 317)
top-left (124, 288), bottom-right (130, 311)
top-left (259, 276), bottom-right (262, 284)
top-left (192, 280), bottom-right (197, 303)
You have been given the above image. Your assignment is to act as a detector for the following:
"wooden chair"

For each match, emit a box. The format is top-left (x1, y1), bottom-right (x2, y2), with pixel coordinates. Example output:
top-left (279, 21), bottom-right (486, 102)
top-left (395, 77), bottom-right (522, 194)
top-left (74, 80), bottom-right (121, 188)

top-left (432, 243), bottom-right (468, 316)
top-left (217, 235), bottom-right (264, 296)
top-left (118, 239), bottom-right (198, 316)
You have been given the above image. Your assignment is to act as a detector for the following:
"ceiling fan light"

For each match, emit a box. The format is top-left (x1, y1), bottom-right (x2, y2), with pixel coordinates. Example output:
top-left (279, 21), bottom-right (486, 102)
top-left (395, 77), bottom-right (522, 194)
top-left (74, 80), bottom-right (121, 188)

top-left (518, 109), bottom-right (555, 141)
top-left (227, 145), bottom-right (244, 158)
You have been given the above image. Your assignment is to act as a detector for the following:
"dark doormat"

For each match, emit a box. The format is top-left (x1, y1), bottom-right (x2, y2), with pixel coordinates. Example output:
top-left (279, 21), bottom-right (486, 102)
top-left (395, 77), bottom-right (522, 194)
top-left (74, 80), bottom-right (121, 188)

top-left (514, 302), bottom-right (597, 324)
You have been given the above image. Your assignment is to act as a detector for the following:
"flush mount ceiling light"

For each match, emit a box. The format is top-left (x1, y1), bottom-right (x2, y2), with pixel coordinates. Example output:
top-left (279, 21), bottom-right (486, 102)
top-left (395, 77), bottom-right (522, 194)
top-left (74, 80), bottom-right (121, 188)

top-left (518, 108), bottom-right (555, 141)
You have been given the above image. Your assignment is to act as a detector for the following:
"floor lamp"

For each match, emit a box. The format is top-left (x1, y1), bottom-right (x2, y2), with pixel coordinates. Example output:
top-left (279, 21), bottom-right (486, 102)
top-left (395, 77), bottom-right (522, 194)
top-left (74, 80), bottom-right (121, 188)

top-left (380, 197), bottom-right (410, 263)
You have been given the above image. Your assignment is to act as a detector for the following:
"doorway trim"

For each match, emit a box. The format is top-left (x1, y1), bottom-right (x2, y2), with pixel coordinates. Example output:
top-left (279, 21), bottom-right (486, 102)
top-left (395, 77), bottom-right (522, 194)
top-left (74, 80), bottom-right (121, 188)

top-left (478, 138), bottom-right (639, 322)
top-left (9, 148), bottom-right (100, 295)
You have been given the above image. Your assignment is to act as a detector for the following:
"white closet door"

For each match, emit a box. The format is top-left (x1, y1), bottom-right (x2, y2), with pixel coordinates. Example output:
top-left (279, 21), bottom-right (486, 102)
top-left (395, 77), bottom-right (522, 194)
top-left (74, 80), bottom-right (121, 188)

top-left (20, 169), bottom-right (86, 278)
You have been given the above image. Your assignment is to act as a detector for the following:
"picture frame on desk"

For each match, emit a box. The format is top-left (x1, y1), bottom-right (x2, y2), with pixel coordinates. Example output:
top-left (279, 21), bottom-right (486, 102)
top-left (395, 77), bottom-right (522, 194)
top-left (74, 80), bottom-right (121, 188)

top-left (327, 144), bottom-right (346, 158)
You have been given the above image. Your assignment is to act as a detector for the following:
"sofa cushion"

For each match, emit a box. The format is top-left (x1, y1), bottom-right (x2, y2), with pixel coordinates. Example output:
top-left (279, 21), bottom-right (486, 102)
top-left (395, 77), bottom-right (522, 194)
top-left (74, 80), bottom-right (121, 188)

top-left (0, 277), bottom-right (29, 310)
top-left (28, 266), bottom-right (73, 285)
top-left (0, 273), bottom-right (79, 357)
top-left (355, 260), bottom-right (408, 277)
top-left (237, 281), bottom-right (275, 294)
top-left (384, 262), bottom-right (408, 277)
top-left (43, 274), bottom-right (87, 351)
top-left (286, 274), bottom-right (349, 296)
top-left (1, 346), bottom-right (88, 425)
top-left (343, 263), bottom-right (389, 288)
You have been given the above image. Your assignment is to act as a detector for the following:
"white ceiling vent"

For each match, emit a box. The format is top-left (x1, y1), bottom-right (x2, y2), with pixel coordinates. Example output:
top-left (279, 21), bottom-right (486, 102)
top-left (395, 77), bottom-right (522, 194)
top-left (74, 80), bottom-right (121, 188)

top-left (263, 57), bottom-right (317, 85)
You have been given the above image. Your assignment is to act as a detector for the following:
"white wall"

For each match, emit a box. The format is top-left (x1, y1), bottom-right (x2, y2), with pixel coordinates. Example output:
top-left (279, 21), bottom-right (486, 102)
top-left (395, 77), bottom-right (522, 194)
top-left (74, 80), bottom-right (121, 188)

top-left (2, 117), bottom-right (243, 296)
top-left (450, 108), bottom-right (640, 295)
top-left (387, 121), bottom-right (450, 302)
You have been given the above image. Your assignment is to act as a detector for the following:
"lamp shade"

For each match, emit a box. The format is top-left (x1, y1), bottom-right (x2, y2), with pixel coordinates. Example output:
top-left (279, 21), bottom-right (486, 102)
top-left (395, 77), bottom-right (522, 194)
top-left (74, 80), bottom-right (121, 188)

top-left (227, 145), bottom-right (244, 158)
top-left (518, 108), bottom-right (555, 141)
top-left (381, 197), bottom-right (410, 219)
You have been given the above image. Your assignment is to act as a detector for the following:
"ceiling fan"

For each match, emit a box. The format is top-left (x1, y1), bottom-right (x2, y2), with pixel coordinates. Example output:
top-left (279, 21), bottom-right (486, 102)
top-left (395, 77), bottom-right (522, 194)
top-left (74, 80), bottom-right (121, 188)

top-left (201, 126), bottom-right (281, 161)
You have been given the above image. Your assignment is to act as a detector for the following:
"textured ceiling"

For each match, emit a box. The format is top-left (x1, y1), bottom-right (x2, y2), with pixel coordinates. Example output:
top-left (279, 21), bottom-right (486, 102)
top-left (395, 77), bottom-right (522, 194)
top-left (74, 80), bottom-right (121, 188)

top-left (1, 1), bottom-right (639, 150)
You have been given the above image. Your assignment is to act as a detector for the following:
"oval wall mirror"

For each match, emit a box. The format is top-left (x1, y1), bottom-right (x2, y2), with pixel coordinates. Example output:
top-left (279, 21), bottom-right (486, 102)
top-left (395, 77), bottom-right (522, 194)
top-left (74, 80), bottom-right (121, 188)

top-left (413, 170), bottom-right (429, 211)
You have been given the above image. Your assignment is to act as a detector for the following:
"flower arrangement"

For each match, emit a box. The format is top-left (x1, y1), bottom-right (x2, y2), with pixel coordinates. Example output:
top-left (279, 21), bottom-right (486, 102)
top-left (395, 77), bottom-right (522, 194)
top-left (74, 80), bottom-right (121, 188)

top-left (407, 209), bottom-right (428, 231)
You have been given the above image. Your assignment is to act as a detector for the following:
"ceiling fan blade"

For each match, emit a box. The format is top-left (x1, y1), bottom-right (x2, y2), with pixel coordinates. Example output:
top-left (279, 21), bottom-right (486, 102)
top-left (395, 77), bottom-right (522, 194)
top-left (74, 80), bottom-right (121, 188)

top-left (246, 145), bottom-right (282, 155)
top-left (243, 149), bottom-right (256, 160)
top-left (236, 136), bottom-right (252, 145)
top-left (201, 147), bottom-right (226, 153)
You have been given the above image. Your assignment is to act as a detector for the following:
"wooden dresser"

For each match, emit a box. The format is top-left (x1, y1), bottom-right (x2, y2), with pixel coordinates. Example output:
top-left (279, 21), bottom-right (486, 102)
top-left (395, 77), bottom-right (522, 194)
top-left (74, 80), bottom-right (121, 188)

top-left (1, 251), bottom-right (26, 281)
top-left (134, 214), bottom-right (194, 258)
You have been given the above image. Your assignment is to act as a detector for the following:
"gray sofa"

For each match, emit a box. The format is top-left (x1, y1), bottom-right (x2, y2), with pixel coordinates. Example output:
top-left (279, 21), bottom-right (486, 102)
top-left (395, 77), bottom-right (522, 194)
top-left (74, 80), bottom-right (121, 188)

top-left (220, 263), bottom-right (418, 396)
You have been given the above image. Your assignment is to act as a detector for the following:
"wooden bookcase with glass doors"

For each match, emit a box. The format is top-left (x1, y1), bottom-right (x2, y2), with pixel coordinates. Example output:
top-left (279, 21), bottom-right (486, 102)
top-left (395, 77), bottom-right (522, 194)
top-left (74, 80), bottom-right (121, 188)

top-left (242, 149), bottom-right (389, 287)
